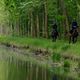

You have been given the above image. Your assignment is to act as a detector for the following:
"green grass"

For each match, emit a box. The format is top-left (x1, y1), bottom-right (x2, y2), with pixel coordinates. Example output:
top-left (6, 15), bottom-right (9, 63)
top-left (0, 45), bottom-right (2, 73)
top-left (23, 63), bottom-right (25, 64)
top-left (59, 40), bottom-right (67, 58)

top-left (52, 52), bottom-right (61, 62)
top-left (0, 35), bottom-right (80, 56)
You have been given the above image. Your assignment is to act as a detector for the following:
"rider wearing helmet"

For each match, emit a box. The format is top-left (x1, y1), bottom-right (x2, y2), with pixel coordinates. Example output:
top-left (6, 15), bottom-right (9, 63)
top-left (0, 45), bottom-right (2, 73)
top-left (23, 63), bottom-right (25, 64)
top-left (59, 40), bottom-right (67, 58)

top-left (72, 19), bottom-right (78, 30)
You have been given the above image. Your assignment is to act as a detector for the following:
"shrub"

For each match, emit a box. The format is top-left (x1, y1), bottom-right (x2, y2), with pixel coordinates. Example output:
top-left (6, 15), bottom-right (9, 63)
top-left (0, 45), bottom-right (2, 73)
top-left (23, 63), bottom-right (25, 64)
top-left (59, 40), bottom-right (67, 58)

top-left (61, 44), bottom-right (70, 51)
top-left (77, 61), bottom-right (80, 77)
top-left (63, 60), bottom-right (70, 72)
top-left (52, 52), bottom-right (61, 62)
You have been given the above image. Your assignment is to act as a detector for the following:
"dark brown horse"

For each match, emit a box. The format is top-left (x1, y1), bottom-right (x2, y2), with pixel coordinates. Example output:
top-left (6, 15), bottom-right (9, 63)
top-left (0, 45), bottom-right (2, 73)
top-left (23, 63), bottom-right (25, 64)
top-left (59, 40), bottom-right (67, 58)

top-left (69, 29), bottom-right (78, 43)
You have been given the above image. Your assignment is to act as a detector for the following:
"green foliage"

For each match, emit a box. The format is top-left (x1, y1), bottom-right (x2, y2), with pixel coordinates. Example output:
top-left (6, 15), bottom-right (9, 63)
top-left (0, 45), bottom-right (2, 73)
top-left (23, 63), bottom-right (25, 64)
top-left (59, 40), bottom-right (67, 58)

top-left (0, 0), bottom-right (80, 37)
top-left (61, 44), bottom-right (70, 51)
top-left (78, 61), bottom-right (80, 77)
top-left (0, 0), bottom-right (9, 24)
top-left (64, 60), bottom-right (70, 68)
top-left (64, 60), bottom-right (70, 72)
top-left (78, 61), bottom-right (80, 69)
top-left (52, 52), bottom-right (61, 62)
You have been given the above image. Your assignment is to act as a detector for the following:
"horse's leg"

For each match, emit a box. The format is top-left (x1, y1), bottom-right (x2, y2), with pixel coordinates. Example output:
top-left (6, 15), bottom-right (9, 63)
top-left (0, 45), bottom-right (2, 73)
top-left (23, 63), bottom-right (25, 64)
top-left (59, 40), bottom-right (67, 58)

top-left (69, 36), bottom-right (71, 44)
top-left (75, 37), bottom-right (77, 43)
top-left (54, 36), bottom-right (56, 42)
top-left (55, 36), bottom-right (57, 42)
top-left (52, 36), bottom-right (55, 42)
top-left (72, 36), bottom-right (75, 43)
top-left (52, 37), bottom-right (54, 42)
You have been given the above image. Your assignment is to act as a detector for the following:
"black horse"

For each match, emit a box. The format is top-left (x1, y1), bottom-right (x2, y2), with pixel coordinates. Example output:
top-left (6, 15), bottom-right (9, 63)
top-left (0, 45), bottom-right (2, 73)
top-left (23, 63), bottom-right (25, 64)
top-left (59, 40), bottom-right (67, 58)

top-left (51, 29), bottom-right (59, 42)
top-left (51, 23), bottom-right (59, 42)
top-left (69, 29), bottom-right (78, 43)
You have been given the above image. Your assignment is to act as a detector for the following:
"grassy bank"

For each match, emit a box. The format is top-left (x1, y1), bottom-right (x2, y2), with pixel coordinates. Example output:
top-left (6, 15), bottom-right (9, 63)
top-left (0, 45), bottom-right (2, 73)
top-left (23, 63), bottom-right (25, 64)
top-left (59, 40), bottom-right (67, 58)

top-left (0, 36), bottom-right (80, 56)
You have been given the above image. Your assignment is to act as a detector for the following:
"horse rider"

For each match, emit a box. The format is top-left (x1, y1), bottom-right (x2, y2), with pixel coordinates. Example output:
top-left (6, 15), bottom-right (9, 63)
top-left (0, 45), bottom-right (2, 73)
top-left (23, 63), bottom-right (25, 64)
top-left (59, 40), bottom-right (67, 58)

top-left (69, 20), bottom-right (78, 43)
top-left (51, 23), bottom-right (59, 42)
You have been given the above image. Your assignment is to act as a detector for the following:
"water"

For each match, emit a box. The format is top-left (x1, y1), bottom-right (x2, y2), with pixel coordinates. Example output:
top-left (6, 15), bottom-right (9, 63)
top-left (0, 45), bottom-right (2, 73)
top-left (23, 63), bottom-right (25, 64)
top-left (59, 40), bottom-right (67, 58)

top-left (0, 45), bottom-right (79, 80)
top-left (0, 45), bottom-right (52, 80)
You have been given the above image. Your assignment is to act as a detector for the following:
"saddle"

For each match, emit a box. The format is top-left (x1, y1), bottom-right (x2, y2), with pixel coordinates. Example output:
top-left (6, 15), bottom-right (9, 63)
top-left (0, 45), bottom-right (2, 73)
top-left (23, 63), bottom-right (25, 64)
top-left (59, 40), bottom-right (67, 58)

top-left (69, 29), bottom-right (78, 37)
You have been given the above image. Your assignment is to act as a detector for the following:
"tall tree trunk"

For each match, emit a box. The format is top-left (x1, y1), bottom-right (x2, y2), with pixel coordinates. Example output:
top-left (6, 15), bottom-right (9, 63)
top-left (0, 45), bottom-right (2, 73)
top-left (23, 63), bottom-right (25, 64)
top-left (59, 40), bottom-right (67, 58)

top-left (42, 11), bottom-right (45, 37)
top-left (44, 0), bottom-right (48, 38)
top-left (15, 19), bottom-right (19, 36)
top-left (28, 13), bottom-right (30, 37)
top-left (60, 0), bottom-right (69, 33)
top-left (30, 12), bottom-right (34, 37)
top-left (36, 14), bottom-right (39, 37)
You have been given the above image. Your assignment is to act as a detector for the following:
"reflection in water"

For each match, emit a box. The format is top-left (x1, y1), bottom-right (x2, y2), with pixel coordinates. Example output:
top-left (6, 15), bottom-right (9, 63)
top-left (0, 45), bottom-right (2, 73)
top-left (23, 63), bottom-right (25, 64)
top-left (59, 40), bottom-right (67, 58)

top-left (0, 45), bottom-right (78, 80)
top-left (0, 45), bottom-right (52, 80)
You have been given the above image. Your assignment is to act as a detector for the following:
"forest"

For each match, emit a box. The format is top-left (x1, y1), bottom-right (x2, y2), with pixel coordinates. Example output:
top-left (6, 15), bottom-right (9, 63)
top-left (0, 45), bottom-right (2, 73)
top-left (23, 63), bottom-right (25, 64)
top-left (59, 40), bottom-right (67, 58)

top-left (0, 0), bottom-right (80, 80)
top-left (0, 0), bottom-right (80, 38)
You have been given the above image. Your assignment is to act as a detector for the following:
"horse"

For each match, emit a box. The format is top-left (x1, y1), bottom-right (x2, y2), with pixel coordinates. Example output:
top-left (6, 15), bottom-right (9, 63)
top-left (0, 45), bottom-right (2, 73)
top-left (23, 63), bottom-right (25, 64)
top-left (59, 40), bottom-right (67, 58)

top-left (69, 29), bottom-right (78, 43)
top-left (51, 29), bottom-right (59, 42)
